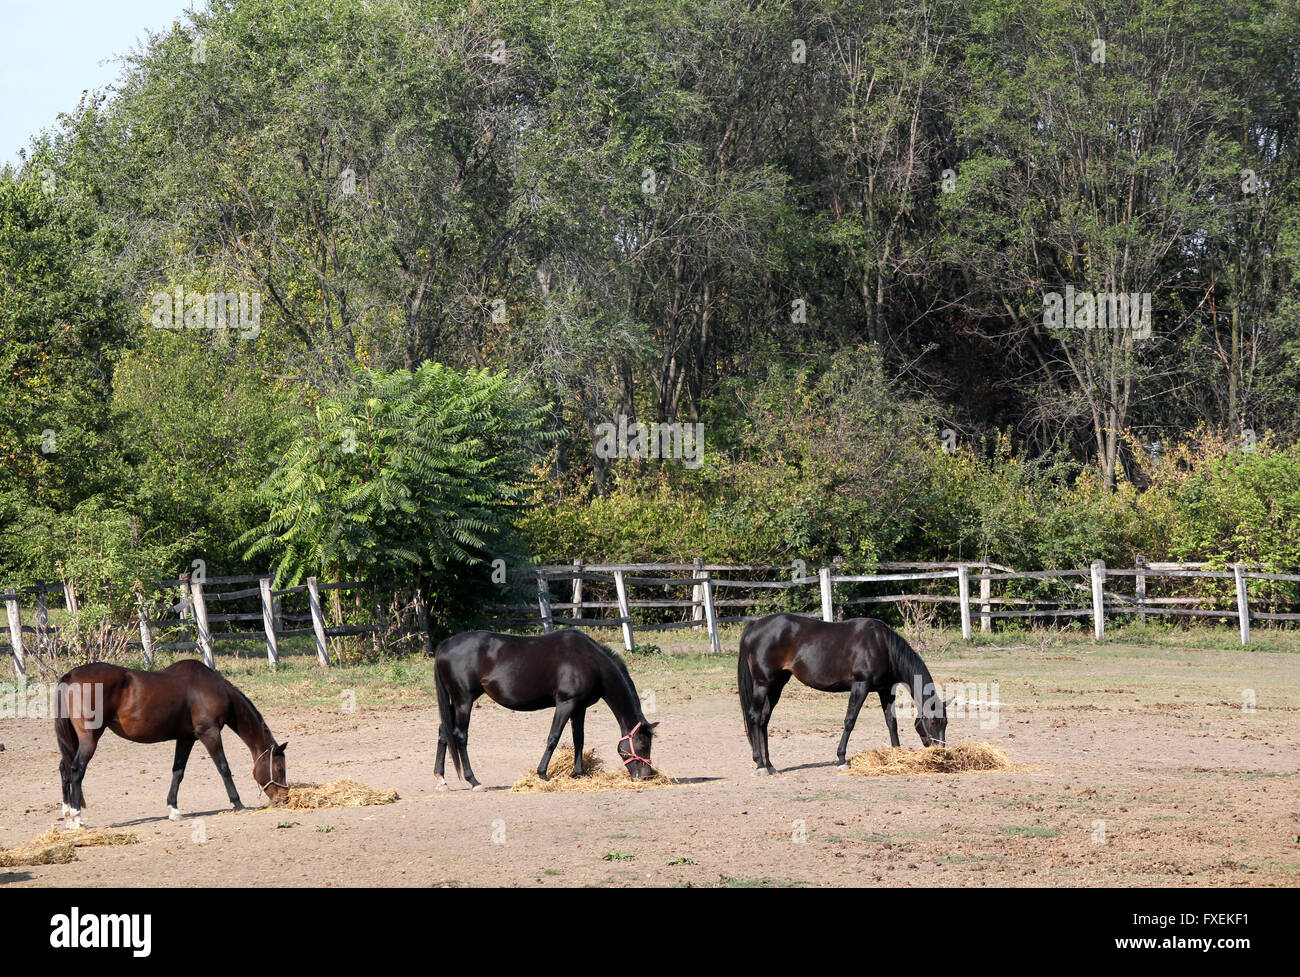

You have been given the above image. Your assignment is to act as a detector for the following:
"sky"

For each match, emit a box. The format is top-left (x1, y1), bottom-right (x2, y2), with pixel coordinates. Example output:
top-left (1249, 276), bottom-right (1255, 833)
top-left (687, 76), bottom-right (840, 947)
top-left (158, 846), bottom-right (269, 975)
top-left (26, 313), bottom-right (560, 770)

top-left (0, 0), bottom-right (199, 166)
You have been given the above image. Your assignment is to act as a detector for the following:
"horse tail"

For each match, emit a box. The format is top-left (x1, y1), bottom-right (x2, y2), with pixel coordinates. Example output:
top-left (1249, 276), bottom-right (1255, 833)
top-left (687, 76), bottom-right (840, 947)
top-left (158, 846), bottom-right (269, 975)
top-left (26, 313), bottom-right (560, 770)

top-left (54, 673), bottom-right (82, 806)
top-left (433, 642), bottom-right (463, 781)
top-left (737, 626), bottom-right (756, 749)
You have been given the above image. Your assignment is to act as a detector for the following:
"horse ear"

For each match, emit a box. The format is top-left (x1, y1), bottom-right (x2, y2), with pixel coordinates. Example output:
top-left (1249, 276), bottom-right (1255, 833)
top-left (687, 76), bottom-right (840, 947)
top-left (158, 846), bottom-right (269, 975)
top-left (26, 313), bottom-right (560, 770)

top-left (944, 697), bottom-right (956, 710)
top-left (648, 722), bottom-right (660, 730)
top-left (273, 741), bottom-right (288, 754)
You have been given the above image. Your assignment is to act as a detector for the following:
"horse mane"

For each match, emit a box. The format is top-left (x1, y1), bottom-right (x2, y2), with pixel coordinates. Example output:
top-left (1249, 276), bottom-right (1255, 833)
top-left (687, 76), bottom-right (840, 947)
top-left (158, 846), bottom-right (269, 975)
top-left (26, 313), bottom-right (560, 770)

top-left (585, 636), bottom-right (651, 733)
top-left (224, 679), bottom-right (272, 743)
top-left (881, 624), bottom-right (932, 687)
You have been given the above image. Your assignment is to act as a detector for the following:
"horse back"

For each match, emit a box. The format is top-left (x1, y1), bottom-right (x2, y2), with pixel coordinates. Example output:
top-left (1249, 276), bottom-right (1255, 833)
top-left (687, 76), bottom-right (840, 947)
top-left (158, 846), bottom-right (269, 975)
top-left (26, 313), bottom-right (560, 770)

top-left (438, 629), bottom-right (608, 711)
top-left (62, 659), bottom-right (226, 743)
top-left (740, 613), bottom-right (892, 692)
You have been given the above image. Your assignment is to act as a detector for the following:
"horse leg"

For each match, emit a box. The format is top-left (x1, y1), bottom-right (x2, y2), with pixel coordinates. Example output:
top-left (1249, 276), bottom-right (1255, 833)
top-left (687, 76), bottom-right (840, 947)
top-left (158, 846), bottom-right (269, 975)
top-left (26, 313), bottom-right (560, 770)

top-left (58, 739), bottom-right (74, 821)
top-left (537, 699), bottom-right (576, 780)
top-left (757, 675), bottom-right (788, 775)
top-left (570, 706), bottom-right (587, 776)
top-left (748, 682), bottom-right (771, 773)
top-left (434, 731), bottom-right (450, 790)
top-left (166, 738), bottom-right (195, 820)
top-left (450, 701), bottom-right (483, 791)
top-left (835, 681), bottom-right (869, 769)
top-left (880, 690), bottom-right (901, 747)
top-left (67, 730), bottom-right (102, 828)
top-left (198, 729), bottom-right (244, 810)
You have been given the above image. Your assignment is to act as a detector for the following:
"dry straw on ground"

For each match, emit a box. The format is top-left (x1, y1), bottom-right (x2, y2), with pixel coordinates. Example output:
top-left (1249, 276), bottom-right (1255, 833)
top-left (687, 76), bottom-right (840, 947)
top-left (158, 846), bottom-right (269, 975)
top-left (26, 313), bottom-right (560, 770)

top-left (841, 743), bottom-right (1016, 776)
top-left (277, 779), bottom-right (400, 809)
top-left (0, 828), bottom-right (139, 868)
top-left (511, 748), bottom-right (677, 793)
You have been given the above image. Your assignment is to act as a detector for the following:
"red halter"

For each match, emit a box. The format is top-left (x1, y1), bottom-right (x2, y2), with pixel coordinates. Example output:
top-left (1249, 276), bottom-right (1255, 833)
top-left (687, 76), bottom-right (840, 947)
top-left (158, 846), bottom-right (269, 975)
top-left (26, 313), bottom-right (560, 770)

top-left (618, 722), bottom-right (652, 768)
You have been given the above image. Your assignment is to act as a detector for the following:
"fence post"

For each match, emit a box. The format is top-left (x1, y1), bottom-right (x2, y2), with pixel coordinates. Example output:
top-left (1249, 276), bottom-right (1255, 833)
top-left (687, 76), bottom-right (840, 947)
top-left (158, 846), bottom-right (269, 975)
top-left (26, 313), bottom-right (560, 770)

top-left (190, 576), bottom-right (215, 669)
top-left (1135, 555), bottom-right (1147, 626)
top-left (572, 558), bottom-right (584, 621)
top-left (691, 557), bottom-right (704, 627)
top-left (62, 580), bottom-right (79, 618)
top-left (613, 568), bottom-right (635, 653)
top-left (135, 591), bottom-right (155, 666)
top-left (34, 588), bottom-right (50, 659)
top-left (412, 577), bottom-right (434, 657)
top-left (699, 570), bottom-right (722, 655)
top-left (819, 567), bottom-right (834, 622)
top-left (259, 578), bottom-right (279, 668)
top-left (958, 565), bottom-right (973, 642)
top-left (4, 588), bottom-right (24, 677)
top-left (979, 565), bottom-right (992, 633)
top-left (1090, 560), bottom-right (1106, 641)
top-left (306, 577), bottom-right (331, 667)
top-left (537, 574), bottom-right (554, 634)
top-left (1234, 564), bottom-right (1251, 646)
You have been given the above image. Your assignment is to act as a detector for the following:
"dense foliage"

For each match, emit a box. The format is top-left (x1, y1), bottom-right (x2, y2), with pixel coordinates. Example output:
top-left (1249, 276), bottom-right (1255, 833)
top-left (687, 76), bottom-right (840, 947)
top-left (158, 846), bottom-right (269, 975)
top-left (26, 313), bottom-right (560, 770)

top-left (2, 0), bottom-right (1298, 637)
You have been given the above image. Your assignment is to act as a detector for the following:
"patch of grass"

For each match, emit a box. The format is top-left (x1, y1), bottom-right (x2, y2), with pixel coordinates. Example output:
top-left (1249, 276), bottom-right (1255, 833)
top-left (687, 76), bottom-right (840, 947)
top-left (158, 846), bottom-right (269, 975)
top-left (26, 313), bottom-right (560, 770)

top-left (275, 821), bottom-right (300, 829)
top-left (602, 851), bottom-right (635, 861)
top-left (668, 856), bottom-right (697, 865)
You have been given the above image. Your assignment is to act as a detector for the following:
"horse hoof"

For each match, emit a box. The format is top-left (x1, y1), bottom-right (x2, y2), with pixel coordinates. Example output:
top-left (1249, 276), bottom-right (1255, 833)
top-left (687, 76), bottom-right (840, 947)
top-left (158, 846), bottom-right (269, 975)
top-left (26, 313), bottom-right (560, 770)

top-left (471, 783), bottom-right (487, 792)
top-left (168, 807), bottom-right (182, 821)
top-left (836, 763), bottom-right (849, 771)
top-left (755, 766), bottom-right (770, 776)
top-left (437, 779), bottom-right (449, 791)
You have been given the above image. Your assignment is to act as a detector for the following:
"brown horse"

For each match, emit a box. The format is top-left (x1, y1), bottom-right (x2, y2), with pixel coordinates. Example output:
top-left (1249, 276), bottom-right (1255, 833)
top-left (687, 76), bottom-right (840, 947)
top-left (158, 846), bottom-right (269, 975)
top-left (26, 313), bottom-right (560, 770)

top-left (738, 613), bottom-right (952, 774)
top-left (54, 659), bottom-right (288, 827)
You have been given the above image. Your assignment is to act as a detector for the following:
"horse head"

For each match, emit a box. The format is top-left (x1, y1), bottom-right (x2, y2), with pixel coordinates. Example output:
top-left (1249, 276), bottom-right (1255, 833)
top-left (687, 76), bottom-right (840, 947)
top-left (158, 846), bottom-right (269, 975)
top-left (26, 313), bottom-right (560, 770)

top-left (255, 740), bottom-right (290, 804)
top-left (617, 721), bottom-right (659, 780)
top-left (914, 696), bottom-right (954, 747)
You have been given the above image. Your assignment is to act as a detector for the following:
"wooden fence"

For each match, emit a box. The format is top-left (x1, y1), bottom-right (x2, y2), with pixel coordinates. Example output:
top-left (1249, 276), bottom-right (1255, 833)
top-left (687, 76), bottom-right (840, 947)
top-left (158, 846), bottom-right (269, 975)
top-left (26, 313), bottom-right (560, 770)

top-left (486, 558), bottom-right (1300, 654)
top-left (2, 572), bottom-right (433, 678)
top-left (6, 557), bottom-right (1297, 676)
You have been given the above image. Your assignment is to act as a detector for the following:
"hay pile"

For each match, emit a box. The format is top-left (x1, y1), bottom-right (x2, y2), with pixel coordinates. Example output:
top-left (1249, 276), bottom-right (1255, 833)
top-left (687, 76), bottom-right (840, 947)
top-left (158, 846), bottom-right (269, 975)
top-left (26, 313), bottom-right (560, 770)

top-left (841, 743), bottom-right (1015, 776)
top-left (0, 828), bottom-right (139, 868)
top-left (278, 779), bottom-right (400, 810)
top-left (511, 748), bottom-right (677, 793)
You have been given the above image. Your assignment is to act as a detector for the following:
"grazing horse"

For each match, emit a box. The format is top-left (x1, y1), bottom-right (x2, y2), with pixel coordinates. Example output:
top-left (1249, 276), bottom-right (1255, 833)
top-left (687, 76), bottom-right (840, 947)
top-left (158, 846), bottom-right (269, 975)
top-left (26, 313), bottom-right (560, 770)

top-left (54, 659), bottom-right (288, 827)
top-left (738, 613), bottom-right (952, 774)
top-left (434, 629), bottom-right (657, 790)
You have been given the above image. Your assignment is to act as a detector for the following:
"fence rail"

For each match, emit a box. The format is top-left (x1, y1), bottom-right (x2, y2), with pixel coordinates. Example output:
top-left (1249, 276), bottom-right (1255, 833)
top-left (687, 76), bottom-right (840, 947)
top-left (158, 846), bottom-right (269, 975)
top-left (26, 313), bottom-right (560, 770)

top-left (1, 572), bottom-right (434, 678)
top-left (6, 557), bottom-right (1296, 676)
top-left (486, 557), bottom-right (1300, 654)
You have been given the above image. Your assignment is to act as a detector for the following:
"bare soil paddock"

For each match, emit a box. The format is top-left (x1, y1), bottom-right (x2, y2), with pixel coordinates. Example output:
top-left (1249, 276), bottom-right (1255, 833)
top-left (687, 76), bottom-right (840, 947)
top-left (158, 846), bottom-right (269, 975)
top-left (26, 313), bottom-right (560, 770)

top-left (2, 627), bottom-right (1298, 887)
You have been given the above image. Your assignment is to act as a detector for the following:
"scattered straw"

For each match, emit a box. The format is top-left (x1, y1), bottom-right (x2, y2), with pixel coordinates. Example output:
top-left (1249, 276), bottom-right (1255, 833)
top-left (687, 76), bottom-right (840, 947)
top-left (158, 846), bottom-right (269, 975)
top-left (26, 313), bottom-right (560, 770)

top-left (0, 828), bottom-right (139, 868)
top-left (278, 779), bottom-right (400, 810)
top-left (511, 748), bottom-right (677, 793)
top-left (841, 743), bottom-right (1017, 776)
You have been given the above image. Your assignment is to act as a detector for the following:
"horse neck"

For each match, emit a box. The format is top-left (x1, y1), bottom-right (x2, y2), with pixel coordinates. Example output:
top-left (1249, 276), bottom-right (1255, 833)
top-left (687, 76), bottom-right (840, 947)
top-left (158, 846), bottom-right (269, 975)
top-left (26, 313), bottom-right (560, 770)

top-left (887, 636), bottom-right (935, 704)
top-left (598, 657), bottom-right (644, 734)
top-left (227, 689), bottom-right (274, 758)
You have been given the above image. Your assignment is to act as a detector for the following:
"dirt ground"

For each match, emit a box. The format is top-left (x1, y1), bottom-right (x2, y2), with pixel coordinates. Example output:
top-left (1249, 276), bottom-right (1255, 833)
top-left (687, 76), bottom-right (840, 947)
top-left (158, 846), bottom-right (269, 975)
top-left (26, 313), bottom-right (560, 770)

top-left (2, 630), bottom-right (1298, 887)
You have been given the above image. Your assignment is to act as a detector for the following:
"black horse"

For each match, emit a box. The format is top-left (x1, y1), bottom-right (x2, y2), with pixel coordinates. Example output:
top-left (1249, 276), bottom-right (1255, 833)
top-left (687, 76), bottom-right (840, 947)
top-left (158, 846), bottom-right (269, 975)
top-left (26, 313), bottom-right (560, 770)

top-left (738, 613), bottom-right (951, 774)
top-left (433, 629), bottom-right (657, 789)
